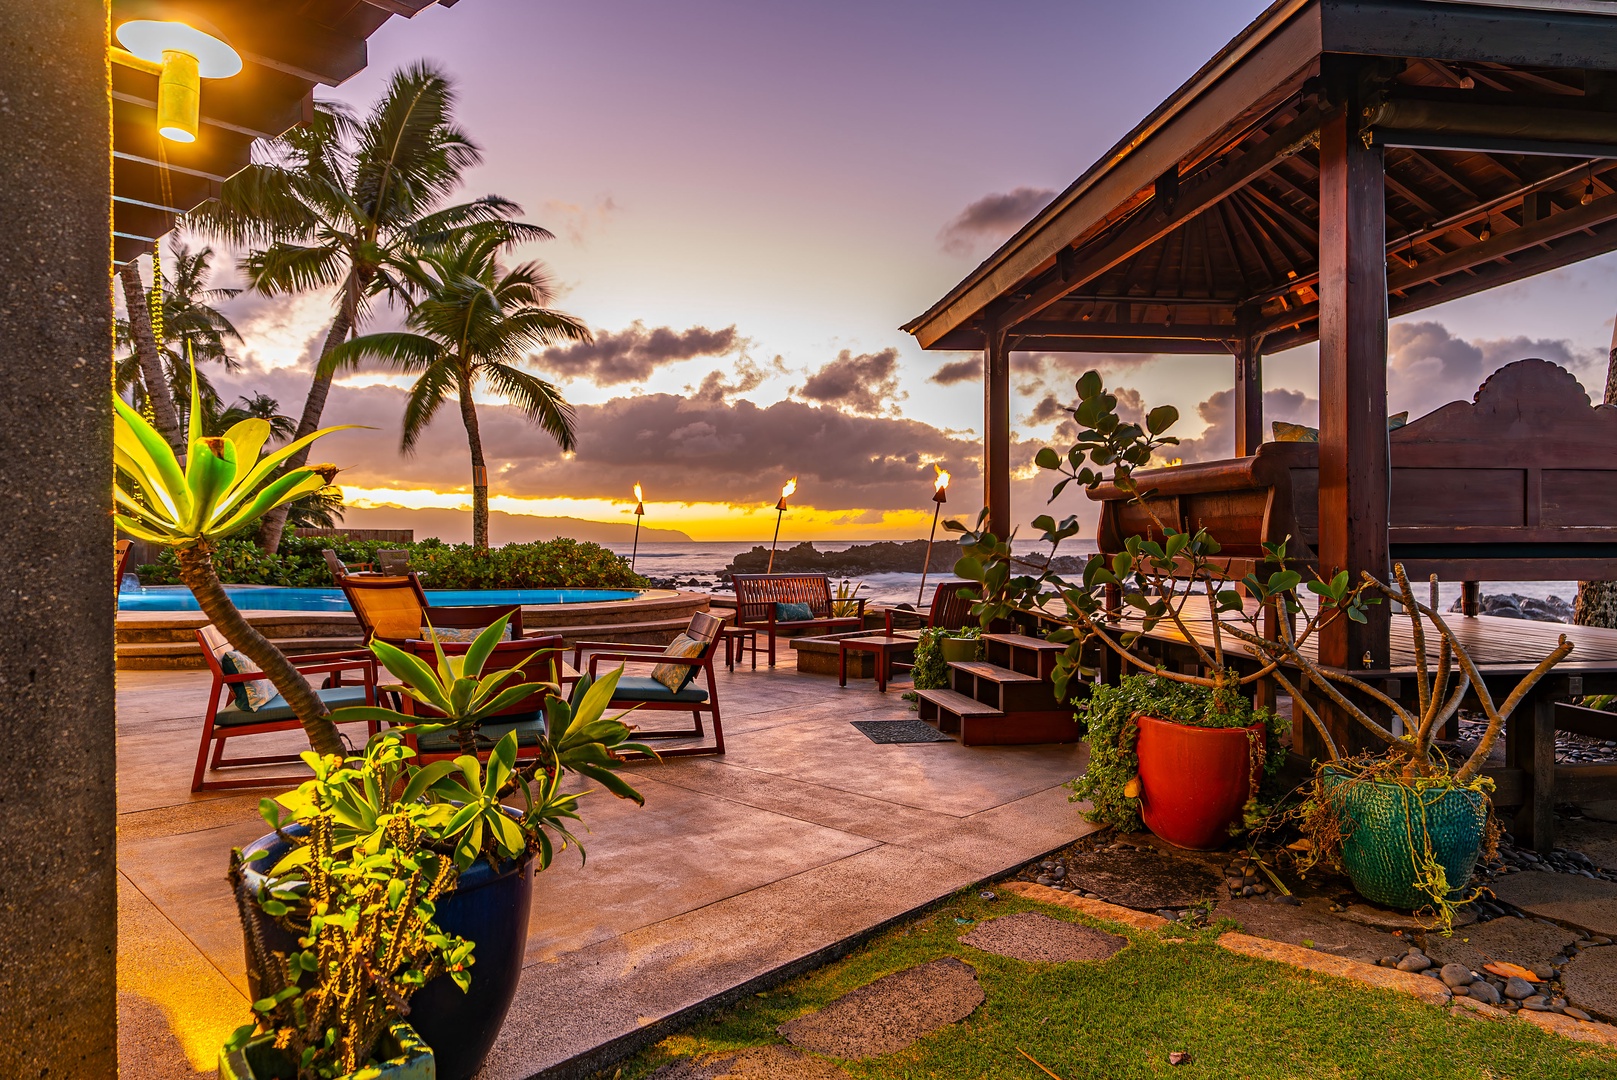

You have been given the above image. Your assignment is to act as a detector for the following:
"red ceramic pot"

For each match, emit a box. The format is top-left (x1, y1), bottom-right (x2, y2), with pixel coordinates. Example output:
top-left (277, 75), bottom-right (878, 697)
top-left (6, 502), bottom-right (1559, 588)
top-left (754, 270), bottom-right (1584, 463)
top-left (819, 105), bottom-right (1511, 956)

top-left (1135, 714), bottom-right (1265, 850)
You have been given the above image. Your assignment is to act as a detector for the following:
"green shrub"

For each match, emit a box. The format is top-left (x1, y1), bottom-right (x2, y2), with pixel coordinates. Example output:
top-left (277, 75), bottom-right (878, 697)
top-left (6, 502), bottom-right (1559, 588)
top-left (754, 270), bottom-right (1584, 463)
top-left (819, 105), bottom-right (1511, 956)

top-left (1067, 673), bottom-right (1284, 833)
top-left (136, 535), bottom-right (648, 590)
top-left (909, 625), bottom-right (983, 691)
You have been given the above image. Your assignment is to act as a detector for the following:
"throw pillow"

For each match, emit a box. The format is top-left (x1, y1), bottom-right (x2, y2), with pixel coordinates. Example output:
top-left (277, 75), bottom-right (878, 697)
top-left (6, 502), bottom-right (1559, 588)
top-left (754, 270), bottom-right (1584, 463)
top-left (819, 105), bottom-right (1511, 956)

top-left (651, 631), bottom-right (707, 692)
top-left (219, 650), bottom-right (277, 711)
top-left (1271, 412), bottom-right (1410, 443)
top-left (418, 623), bottom-right (514, 644)
top-left (774, 601), bottom-right (814, 622)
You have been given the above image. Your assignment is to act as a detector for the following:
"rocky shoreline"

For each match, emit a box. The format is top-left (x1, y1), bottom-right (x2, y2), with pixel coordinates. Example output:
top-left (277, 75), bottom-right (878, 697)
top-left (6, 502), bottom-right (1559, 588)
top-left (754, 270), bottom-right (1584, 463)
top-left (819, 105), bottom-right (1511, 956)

top-left (724, 539), bottom-right (962, 578)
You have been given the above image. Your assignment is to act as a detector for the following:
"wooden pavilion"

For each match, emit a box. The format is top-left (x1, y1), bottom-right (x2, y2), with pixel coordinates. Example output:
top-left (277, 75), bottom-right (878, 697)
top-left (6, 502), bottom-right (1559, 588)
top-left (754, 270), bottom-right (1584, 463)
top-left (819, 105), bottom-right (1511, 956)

top-left (904, 0), bottom-right (1617, 680)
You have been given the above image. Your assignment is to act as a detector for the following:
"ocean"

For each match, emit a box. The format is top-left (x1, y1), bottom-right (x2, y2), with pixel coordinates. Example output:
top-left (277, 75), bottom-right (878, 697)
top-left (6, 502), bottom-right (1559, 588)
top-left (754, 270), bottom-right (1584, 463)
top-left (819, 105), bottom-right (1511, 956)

top-left (599, 540), bottom-right (1583, 613)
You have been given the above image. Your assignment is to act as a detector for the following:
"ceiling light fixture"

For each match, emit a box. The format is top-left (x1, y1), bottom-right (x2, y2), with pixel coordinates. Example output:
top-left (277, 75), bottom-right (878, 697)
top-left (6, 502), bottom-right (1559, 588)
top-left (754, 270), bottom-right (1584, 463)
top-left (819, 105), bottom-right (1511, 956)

top-left (112, 17), bottom-right (242, 143)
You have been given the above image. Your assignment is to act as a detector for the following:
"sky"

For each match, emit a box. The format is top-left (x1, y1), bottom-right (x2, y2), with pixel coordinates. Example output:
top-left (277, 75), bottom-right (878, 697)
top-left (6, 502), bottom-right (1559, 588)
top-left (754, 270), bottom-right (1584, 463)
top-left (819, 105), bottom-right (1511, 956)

top-left (172, 0), bottom-right (1617, 542)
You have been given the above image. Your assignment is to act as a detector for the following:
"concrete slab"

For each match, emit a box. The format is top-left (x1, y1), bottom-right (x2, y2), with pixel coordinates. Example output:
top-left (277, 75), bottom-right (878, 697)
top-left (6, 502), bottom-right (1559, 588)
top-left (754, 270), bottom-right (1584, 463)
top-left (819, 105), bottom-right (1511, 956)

top-left (959, 911), bottom-right (1126, 963)
top-left (1064, 847), bottom-right (1224, 910)
top-left (1564, 945), bottom-right (1617, 1022)
top-left (1215, 898), bottom-right (1398, 963)
top-left (1422, 916), bottom-right (1579, 973)
top-left (1491, 873), bottom-right (1617, 936)
top-left (1557, 819), bottom-right (1617, 872)
top-left (648, 1045), bottom-right (853, 1079)
top-left (776, 957), bottom-right (983, 1060)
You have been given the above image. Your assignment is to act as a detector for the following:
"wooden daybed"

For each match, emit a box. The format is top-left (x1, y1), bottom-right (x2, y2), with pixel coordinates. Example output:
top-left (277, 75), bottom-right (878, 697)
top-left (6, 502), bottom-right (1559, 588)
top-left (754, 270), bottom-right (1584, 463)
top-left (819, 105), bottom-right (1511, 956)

top-left (1089, 359), bottom-right (1617, 600)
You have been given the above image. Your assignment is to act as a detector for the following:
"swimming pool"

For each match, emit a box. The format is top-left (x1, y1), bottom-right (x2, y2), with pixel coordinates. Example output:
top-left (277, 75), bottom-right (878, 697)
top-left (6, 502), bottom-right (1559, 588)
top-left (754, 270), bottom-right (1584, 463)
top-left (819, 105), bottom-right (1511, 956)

top-left (117, 585), bottom-right (642, 613)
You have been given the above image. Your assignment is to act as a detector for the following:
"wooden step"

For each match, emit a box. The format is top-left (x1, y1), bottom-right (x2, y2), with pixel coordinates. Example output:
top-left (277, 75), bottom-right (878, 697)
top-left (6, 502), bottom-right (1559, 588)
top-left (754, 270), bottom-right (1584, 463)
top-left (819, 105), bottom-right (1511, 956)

top-left (914, 688), bottom-right (1004, 716)
top-left (947, 660), bottom-right (1040, 683)
top-left (960, 709), bottom-right (1083, 746)
top-left (981, 632), bottom-right (1063, 651)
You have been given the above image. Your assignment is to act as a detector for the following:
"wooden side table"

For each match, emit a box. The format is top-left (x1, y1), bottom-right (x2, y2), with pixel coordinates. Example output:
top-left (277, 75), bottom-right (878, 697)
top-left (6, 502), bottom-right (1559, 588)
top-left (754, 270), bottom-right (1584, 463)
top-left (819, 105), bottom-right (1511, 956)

top-left (722, 625), bottom-right (759, 670)
top-left (838, 635), bottom-right (917, 693)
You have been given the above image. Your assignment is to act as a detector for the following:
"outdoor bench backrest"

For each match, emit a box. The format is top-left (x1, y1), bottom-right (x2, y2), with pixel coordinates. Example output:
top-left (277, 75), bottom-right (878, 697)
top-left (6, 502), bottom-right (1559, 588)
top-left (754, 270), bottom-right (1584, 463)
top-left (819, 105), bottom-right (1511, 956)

top-left (732, 574), bottom-right (835, 624)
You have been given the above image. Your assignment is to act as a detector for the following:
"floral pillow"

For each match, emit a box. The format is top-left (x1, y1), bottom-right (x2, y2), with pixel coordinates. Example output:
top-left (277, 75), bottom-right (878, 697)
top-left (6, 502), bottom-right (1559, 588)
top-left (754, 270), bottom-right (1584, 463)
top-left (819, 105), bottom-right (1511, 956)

top-left (650, 632), bottom-right (706, 692)
top-left (219, 651), bottom-right (277, 712)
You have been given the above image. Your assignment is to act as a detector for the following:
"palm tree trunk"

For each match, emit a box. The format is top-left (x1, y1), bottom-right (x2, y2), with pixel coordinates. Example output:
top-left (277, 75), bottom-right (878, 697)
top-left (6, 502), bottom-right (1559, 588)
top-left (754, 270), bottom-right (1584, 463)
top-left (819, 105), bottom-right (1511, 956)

top-left (1576, 326), bottom-right (1617, 629)
top-left (257, 295), bottom-right (356, 554)
top-left (458, 369), bottom-right (491, 551)
top-left (175, 543), bottom-right (346, 756)
top-left (119, 260), bottom-right (185, 457)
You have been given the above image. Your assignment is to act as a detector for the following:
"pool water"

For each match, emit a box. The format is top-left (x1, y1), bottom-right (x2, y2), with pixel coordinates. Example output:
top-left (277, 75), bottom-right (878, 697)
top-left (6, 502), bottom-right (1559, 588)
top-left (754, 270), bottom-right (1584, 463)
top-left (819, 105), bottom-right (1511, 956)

top-left (117, 585), bottom-right (641, 613)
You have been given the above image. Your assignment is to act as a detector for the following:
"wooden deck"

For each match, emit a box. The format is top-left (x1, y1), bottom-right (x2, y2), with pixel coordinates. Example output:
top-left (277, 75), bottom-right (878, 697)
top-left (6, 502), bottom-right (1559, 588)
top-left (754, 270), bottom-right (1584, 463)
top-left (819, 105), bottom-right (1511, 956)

top-left (1086, 597), bottom-right (1617, 853)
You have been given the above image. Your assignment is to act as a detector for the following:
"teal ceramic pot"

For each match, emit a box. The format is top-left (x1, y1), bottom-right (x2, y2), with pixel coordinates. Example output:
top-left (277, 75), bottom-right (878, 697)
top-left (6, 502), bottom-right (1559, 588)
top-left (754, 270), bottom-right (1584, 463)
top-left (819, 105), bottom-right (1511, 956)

top-left (1318, 767), bottom-right (1487, 911)
top-left (219, 1021), bottom-right (434, 1079)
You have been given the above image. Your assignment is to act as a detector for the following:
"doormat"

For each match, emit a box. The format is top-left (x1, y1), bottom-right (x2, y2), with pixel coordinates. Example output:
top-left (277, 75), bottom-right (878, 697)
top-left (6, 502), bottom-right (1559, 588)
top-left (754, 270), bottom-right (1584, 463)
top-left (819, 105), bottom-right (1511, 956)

top-left (851, 720), bottom-right (955, 744)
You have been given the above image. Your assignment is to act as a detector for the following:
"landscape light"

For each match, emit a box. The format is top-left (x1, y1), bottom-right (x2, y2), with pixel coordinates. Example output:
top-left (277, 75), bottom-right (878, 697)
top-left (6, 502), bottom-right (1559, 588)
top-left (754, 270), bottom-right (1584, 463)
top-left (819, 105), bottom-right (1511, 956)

top-left (112, 18), bottom-right (242, 143)
top-left (631, 483), bottom-right (645, 571)
top-left (767, 477), bottom-right (797, 574)
top-left (917, 465), bottom-right (950, 606)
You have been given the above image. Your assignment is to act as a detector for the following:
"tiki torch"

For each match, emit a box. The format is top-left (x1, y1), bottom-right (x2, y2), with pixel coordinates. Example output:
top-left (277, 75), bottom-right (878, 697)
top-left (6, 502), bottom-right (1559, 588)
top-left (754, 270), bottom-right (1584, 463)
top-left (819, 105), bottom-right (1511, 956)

top-left (630, 483), bottom-right (645, 571)
top-left (766, 476), bottom-right (797, 574)
top-left (917, 465), bottom-right (950, 606)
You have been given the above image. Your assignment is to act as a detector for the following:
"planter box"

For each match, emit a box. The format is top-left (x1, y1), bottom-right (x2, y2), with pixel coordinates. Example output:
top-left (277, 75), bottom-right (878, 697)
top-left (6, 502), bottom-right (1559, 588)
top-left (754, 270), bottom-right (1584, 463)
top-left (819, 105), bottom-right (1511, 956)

top-left (219, 1021), bottom-right (434, 1080)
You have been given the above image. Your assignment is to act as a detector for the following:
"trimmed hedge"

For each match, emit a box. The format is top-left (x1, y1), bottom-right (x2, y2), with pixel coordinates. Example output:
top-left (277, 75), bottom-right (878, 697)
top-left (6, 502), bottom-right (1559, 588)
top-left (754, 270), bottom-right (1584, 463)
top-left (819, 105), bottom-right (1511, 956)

top-left (136, 535), bottom-right (649, 590)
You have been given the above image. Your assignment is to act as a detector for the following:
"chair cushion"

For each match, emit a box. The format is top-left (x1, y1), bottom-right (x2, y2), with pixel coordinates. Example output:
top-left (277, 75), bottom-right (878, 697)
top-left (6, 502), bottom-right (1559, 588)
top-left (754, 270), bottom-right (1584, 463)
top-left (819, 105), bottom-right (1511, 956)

top-left (775, 601), bottom-right (815, 622)
top-left (418, 623), bottom-right (514, 644)
top-left (219, 651), bottom-right (276, 712)
top-left (1272, 412), bottom-right (1406, 443)
top-left (414, 714), bottom-right (545, 754)
top-left (650, 632), bottom-right (706, 692)
top-left (217, 684), bottom-right (370, 727)
top-left (612, 675), bottom-right (709, 703)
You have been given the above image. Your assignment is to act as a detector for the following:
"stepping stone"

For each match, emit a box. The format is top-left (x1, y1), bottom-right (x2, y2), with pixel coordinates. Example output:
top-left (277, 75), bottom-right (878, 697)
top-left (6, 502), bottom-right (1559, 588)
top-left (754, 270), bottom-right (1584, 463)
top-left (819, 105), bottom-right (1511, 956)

top-left (1564, 945), bottom-right (1617, 1023)
top-left (648, 1045), bottom-right (853, 1079)
top-left (960, 912), bottom-right (1126, 963)
top-left (1333, 904), bottom-right (1476, 932)
top-left (1063, 849), bottom-right (1223, 911)
top-left (1421, 915), bottom-right (1578, 973)
top-left (777, 958), bottom-right (984, 1061)
top-left (1491, 873), bottom-right (1617, 937)
top-left (1557, 819), bottom-right (1617, 872)
top-left (1216, 898), bottom-right (1398, 963)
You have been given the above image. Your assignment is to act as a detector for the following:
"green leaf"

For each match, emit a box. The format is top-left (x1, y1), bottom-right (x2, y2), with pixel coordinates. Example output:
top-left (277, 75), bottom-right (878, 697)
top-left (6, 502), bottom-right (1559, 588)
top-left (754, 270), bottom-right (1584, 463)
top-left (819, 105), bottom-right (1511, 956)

top-left (1035, 447), bottom-right (1061, 470)
top-left (1146, 404), bottom-right (1179, 435)
top-left (1076, 370), bottom-right (1103, 401)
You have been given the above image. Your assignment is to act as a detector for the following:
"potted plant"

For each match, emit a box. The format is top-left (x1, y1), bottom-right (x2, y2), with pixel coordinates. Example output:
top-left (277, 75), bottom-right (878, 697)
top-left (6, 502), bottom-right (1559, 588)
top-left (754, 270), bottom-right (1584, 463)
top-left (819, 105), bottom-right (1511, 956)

top-left (233, 627), bottom-right (653, 1080)
top-left (948, 370), bottom-right (1570, 920)
top-left (1070, 673), bottom-right (1284, 850)
top-left (909, 624), bottom-right (984, 690)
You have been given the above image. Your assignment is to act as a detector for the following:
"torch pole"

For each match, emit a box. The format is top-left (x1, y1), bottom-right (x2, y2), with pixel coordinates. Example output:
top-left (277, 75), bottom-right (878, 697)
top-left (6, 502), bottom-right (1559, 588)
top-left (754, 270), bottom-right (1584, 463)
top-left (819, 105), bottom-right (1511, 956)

top-left (918, 500), bottom-right (942, 607)
top-left (631, 517), bottom-right (641, 571)
top-left (767, 503), bottom-right (785, 574)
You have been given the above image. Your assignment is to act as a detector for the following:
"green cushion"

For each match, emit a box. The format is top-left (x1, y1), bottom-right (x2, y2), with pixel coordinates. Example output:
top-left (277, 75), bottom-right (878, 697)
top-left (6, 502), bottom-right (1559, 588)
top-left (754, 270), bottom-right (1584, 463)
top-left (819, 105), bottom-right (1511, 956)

top-left (217, 685), bottom-right (370, 727)
top-left (414, 714), bottom-right (545, 753)
top-left (775, 601), bottom-right (815, 622)
top-left (612, 675), bottom-right (709, 703)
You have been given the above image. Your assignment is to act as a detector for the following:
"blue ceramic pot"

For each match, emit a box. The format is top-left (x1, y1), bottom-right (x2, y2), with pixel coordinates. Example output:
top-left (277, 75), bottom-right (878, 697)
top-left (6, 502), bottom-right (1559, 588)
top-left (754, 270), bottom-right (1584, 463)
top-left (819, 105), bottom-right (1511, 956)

top-left (238, 822), bottom-right (534, 1080)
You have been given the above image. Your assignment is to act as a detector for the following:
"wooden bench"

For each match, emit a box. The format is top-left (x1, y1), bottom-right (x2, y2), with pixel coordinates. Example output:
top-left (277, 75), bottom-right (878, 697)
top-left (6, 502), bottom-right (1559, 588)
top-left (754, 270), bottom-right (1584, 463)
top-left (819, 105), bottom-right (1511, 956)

top-left (1088, 359), bottom-right (1617, 604)
top-left (731, 573), bottom-right (867, 667)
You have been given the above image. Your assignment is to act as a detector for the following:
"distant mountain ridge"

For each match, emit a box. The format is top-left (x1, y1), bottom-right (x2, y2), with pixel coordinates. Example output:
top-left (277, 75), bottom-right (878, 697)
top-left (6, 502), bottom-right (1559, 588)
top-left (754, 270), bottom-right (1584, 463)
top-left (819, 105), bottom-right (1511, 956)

top-left (333, 505), bottom-right (692, 545)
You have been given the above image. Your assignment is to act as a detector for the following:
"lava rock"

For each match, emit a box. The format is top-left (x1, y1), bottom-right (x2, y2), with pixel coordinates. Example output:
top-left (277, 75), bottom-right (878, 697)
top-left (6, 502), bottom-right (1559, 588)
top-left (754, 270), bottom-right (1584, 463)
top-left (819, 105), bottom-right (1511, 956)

top-left (1397, 953), bottom-right (1433, 973)
top-left (1504, 976), bottom-right (1535, 1000)
top-left (1468, 981), bottom-right (1502, 1006)
top-left (1440, 963), bottom-right (1473, 988)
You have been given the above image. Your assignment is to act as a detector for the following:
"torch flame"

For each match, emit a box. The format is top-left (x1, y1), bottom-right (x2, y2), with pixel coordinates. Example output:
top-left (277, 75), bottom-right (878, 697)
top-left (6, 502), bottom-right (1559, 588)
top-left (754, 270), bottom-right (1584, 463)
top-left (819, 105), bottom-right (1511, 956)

top-left (633, 483), bottom-right (644, 502)
top-left (933, 464), bottom-right (950, 492)
top-left (781, 477), bottom-right (797, 500)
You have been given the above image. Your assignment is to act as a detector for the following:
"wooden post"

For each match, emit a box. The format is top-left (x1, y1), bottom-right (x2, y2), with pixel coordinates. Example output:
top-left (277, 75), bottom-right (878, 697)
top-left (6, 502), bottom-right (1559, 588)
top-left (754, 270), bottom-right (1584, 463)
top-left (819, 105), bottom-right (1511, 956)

top-left (1316, 109), bottom-right (1392, 676)
top-left (1233, 332), bottom-right (1264, 456)
top-left (984, 316), bottom-right (1011, 538)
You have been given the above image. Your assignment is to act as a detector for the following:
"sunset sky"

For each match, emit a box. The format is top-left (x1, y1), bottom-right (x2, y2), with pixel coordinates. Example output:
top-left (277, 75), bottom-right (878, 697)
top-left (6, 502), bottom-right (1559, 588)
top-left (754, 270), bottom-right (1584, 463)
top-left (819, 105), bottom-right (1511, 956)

top-left (185, 0), bottom-right (1617, 543)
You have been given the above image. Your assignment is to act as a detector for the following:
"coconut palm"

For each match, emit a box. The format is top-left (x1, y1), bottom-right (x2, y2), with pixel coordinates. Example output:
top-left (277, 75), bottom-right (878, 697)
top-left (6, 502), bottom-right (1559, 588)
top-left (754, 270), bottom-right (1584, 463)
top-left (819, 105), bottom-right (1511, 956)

top-left (117, 241), bottom-right (243, 427)
top-left (326, 231), bottom-right (588, 549)
top-left (193, 62), bottom-right (550, 553)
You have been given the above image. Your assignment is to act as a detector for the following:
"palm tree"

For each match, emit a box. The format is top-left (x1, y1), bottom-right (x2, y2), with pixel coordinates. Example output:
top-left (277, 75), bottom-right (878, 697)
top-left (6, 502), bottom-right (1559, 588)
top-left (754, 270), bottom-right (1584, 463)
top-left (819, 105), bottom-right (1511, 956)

top-left (193, 63), bottom-right (549, 554)
top-left (117, 240), bottom-right (243, 429)
top-left (327, 231), bottom-right (588, 549)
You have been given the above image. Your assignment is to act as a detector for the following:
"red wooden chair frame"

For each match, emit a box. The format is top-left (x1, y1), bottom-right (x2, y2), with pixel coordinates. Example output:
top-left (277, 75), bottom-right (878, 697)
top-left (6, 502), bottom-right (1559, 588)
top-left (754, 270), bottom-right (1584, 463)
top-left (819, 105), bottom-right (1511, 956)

top-left (884, 581), bottom-right (976, 680)
top-left (571, 613), bottom-right (726, 758)
top-left (194, 628), bottom-right (379, 792)
top-left (391, 635), bottom-right (565, 763)
top-left (731, 573), bottom-right (867, 667)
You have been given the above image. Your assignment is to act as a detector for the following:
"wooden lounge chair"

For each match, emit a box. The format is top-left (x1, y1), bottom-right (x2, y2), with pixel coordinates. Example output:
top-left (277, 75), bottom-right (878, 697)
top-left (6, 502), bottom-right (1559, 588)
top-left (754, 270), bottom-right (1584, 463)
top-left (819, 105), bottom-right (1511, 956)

top-left (115, 539), bottom-right (131, 588)
top-left (322, 548), bottom-right (373, 578)
top-left (335, 571), bottom-right (525, 644)
top-left (731, 573), bottom-right (867, 666)
top-left (392, 634), bottom-right (566, 762)
top-left (571, 610), bottom-right (726, 757)
top-left (193, 625), bottom-right (378, 792)
top-left (884, 581), bottom-right (976, 635)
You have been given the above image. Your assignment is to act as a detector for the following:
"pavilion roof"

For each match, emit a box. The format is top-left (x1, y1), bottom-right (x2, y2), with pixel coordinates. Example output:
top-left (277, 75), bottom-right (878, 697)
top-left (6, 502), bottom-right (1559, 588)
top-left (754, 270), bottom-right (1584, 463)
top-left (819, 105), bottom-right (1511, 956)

top-left (112, 0), bottom-right (461, 264)
top-left (902, 0), bottom-right (1617, 356)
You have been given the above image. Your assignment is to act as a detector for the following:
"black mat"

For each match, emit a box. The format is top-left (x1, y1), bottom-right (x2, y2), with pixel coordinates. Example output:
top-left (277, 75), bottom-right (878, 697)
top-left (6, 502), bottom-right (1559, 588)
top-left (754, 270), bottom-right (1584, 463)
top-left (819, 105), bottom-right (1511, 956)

top-left (851, 720), bottom-right (955, 744)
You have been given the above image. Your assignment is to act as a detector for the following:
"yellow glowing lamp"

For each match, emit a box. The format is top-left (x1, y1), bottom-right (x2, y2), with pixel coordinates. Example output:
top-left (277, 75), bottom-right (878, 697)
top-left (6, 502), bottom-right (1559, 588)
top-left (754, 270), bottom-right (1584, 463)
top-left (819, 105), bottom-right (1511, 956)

top-left (633, 483), bottom-right (645, 516)
top-left (775, 477), bottom-right (797, 512)
top-left (932, 464), bottom-right (950, 504)
top-left (113, 19), bottom-right (242, 143)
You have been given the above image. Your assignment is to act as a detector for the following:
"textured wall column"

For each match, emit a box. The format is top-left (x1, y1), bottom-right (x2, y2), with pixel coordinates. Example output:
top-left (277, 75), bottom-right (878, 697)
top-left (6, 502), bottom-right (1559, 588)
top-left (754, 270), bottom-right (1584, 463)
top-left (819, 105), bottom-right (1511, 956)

top-left (983, 319), bottom-right (1011, 538)
top-left (0, 2), bottom-right (118, 1075)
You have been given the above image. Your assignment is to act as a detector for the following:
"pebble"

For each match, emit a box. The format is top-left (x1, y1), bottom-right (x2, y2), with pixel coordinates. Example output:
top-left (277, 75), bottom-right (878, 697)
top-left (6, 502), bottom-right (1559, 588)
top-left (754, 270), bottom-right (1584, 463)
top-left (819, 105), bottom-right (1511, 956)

top-left (1504, 977), bottom-right (1535, 1000)
top-left (978, 891), bottom-right (996, 902)
top-left (1226, 878), bottom-right (1246, 891)
top-left (1439, 963), bottom-right (1473, 988)
top-left (1036, 876), bottom-right (1055, 886)
top-left (1156, 909), bottom-right (1178, 920)
top-left (1397, 953), bottom-right (1433, 973)
top-left (1522, 1001), bottom-right (1555, 1012)
top-left (1566, 1007), bottom-right (1594, 1022)
top-left (1468, 981), bottom-right (1502, 1006)
top-left (1530, 961), bottom-right (1554, 981)
top-left (1270, 894), bottom-right (1302, 906)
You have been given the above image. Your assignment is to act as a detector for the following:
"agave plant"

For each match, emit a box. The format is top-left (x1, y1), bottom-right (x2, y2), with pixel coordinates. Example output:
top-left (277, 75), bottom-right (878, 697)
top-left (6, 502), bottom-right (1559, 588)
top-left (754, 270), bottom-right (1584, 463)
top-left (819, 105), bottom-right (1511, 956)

top-left (113, 355), bottom-right (356, 755)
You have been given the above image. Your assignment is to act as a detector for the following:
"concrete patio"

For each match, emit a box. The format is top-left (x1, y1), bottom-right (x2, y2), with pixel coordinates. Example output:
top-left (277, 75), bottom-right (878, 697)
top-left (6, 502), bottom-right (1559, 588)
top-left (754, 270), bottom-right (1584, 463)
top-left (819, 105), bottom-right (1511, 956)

top-left (116, 651), bottom-right (1094, 1079)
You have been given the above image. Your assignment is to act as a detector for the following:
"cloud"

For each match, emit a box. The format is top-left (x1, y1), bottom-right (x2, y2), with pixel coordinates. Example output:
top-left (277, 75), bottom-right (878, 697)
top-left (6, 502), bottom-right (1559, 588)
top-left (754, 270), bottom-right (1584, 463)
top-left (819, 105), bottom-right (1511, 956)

top-left (930, 357), bottom-right (980, 386)
top-left (539, 195), bottom-right (622, 246)
top-left (795, 348), bottom-right (906, 416)
top-left (1169, 386), bottom-right (1317, 463)
top-left (689, 353), bottom-right (789, 402)
top-left (938, 187), bottom-right (1056, 255)
top-left (929, 350), bottom-right (1155, 388)
top-left (534, 321), bottom-right (744, 386)
top-left (1388, 320), bottom-right (1603, 417)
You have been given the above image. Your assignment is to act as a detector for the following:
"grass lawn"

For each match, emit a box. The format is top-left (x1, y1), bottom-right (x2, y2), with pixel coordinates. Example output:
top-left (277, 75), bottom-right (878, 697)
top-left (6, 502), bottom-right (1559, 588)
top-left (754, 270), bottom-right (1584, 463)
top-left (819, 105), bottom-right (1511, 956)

top-left (608, 890), bottom-right (1617, 1080)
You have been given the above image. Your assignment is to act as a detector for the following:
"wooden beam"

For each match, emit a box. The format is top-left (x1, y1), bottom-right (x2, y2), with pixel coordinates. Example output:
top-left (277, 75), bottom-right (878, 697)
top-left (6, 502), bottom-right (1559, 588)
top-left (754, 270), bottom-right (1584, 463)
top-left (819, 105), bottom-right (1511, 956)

top-left (1316, 108), bottom-right (1391, 678)
top-left (1010, 336), bottom-right (1232, 355)
top-left (1389, 190), bottom-right (1617, 291)
top-left (1015, 319), bottom-right (1238, 340)
top-left (1234, 331), bottom-right (1263, 456)
top-left (175, 2), bottom-right (370, 86)
top-left (1000, 109), bottom-right (1323, 331)
top-left (985, 318), bottom-right (1011, 538)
